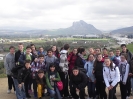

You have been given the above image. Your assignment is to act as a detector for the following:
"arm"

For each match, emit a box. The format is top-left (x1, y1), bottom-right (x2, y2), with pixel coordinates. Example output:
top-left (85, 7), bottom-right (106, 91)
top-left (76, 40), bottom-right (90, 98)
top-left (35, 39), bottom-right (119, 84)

top-left (54, 72), bottom-right (61, 81)
top-left (4, 56), bottom-right (10, 70)
top-left (123, 64), bottom-right (129, 83)
top-left (103, 67), bottom-right (110, 87)
top-left (84, 63), bottom-right (89, 77)
top-left (46, 72), bottom-right (53, 89)
top-left (17, 69), bottom-right (24, 84)
top-left (18, 54), bottom-right (24, 65)
top-left (111, 67), bottom-right (120, 87)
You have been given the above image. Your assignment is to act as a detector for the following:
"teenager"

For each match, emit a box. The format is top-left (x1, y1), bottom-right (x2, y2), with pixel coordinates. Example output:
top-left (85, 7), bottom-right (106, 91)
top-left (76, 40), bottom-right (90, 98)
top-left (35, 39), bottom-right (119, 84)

top-left (4, 46), bottom-right (16, 94)
top-left (95, 48), bottom-right (101, 57)
top-left (89, 48), bottom-right (95, 54)
top-left (15, 43), bottom-right (24, 65)
top-left (30, 44), bottom-right (38, 58)
top-left (84, 54), bottom-right (96, 99)
top-left (13, 60), bottom-right (31, 99)
top-left (36, 69), bottom-right (46, 99)
top-left (102, 48), bottom-right (108, 61)
top-left (67, 48), bottom-right (77, 75)
top-left (70, 67), bottom-right (87, 99)
top-left (46, 63), bottom-right (62, 99)
top-left (115, 49), bottom-right (121, 61)
top-left (109, 50), bottom-right (120, 66)
top-left (31, 54), bottom-right (46, 98)
top-left (129, 57), bottom-right (133, 95)
top-left (93, 54), bottom-right (107, 99)
top-left (103, 58), bottom-right (120, 99)
top-left (59, 44), bottom-right (70, 98)
top-left (51, 45), bottom-right (60, 58)
top-left (38, 47), bottom-right (46, 56)
top-left (119, 53), bottom-right (130, 99)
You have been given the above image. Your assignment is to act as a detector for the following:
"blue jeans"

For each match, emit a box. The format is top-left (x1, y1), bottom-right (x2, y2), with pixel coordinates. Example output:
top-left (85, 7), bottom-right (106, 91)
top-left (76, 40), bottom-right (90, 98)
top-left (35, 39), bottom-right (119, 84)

top-left (131, 78), bottom-right (133, 92)
top-left (88, 82), bottom-right (95, 98)
top-left (47, 86), bottom-right (62, 99)
top-left (13, 78), bottom-right (26, 99)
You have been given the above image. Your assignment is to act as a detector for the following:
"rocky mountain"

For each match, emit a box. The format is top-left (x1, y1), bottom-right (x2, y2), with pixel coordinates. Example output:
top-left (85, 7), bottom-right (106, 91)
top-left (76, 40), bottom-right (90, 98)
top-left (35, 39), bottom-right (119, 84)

top-left (110, 26), bottom-right (133, 35)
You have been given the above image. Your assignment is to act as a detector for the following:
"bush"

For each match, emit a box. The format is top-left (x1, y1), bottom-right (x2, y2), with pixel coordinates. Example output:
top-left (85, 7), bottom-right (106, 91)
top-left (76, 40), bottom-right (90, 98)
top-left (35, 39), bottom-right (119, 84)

top-left (0, 62), bottom-right (4, 69)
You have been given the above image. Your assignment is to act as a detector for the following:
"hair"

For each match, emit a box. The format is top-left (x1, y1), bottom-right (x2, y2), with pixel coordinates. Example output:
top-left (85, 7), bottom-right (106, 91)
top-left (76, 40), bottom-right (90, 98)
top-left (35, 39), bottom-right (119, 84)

top-left (96, 48), bottom-right (101, 51)
top-left (30, 44), bottom-right (35, 47)
top-left (37, 69), bottom-right (44, 74)
top-left (72, 66), bottom-right (79, 71)
top-left (39, 46), bottom-right (43, 49)
top-left (49, 63), bottom-right (55, 68)
top-left (26, 45), bottom-right (31, 49)
top-left (51, 45), bottom-right (59, 58)
top-left (18, 43), bottom-right (23, 45)
top-left (116, 48), bottom-right (120, 51)
top-left (64, 44), bottom-right (69, 50)
top-left (109, 50), bottom-right (114, 53)
top-left (121, 53), bottom-right (127, 60)
top-left (121, 44), bottom-right (126, 48)
top-left (25, 60), bottom-right (31, 64)
top-left (102, 47), bottom-right (108, 51)
top-left (9, 46), bottom-right (15, 50)
top-left (104, 57), bottom-right (114, 70)
top-left (77, 47), bottom-right (85, 54)
top-left (38, 54), bottom-right (44, 58)
top-left (87, 54), bottom-right (95, 60)
top-left (47, 48), bottom-right (53, 52)
top-left (93, 53), bottom-right (103, 69)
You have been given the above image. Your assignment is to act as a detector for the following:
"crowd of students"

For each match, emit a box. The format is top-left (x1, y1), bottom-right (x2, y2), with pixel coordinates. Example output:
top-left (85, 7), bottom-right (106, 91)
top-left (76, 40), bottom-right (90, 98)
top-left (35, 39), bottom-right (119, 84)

top-left (4, 43), bottom-right (133, 99)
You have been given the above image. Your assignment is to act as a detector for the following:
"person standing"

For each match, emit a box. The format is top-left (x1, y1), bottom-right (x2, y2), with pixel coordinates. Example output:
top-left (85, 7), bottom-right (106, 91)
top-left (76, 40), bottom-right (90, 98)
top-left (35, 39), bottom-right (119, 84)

top-left (4, 46), bottom-right (16, 94)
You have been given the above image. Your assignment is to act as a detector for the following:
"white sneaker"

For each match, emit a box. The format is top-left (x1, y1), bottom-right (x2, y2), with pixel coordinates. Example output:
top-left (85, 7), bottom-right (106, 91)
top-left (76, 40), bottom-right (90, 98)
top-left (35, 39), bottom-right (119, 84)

top-left (7, 89), bottom-right (11, 94)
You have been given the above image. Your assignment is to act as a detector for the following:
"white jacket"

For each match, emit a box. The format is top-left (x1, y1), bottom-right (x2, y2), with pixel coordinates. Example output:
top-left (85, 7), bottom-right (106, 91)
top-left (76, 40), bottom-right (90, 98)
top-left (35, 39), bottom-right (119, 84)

top-left (103, 64), bottom-right (120, 87)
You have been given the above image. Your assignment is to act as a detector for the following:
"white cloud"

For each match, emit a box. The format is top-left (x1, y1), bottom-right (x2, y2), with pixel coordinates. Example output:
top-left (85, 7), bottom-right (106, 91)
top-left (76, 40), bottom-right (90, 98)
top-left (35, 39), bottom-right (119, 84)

top-left (0, 0), bottom-right (133, 30)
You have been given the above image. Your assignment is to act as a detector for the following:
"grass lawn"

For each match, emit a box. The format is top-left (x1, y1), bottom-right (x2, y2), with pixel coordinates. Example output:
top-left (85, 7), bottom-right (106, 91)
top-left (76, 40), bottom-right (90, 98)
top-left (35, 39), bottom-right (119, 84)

top-left (127, 43), bottom-right (133, 53)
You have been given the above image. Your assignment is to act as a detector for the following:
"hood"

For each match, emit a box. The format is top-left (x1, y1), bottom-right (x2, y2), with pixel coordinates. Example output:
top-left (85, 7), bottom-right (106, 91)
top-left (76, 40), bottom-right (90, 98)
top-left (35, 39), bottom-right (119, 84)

top-left (60, 50), bottom-right (67, 54)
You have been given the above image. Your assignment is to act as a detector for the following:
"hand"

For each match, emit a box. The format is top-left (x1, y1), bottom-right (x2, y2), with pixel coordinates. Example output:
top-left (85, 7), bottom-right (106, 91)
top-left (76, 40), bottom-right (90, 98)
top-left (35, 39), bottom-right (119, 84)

top-left (129, 73), bottom-right (133, 76)
top-left (52, 88), bottom-right (54, 90)
top-left (34, 58), bottom-right (38, 62)
top-left (94, 80), bottom-right (96, 84)
top-left (52, 78), bottom-right (55, 81)
top-left (108, 86), bottom-right (111, 91)
top-left (18, 84), bottom-right (22, 88)
top-left (92, 70), bottom-right (95, 74)
top-left (110, 85), bottom-right (113, 89)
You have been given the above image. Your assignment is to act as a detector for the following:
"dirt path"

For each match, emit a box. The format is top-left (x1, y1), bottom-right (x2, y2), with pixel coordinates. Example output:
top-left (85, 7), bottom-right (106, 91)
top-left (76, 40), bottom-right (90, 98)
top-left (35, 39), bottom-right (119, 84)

top-left (0, 78), bottom-right (132, 99)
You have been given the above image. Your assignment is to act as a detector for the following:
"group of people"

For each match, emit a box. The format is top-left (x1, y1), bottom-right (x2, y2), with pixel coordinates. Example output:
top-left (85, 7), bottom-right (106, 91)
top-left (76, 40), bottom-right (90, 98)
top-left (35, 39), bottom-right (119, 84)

top-left (4, 43), bottom-right (133, 99)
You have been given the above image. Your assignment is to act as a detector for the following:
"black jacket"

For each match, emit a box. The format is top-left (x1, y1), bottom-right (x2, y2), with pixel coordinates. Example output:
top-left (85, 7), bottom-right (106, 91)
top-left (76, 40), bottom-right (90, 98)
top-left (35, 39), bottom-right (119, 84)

top-left (129, 58), bottom-right (133, 77)
top-left (70, 71), bottom-right (87, 90)
top-left (36, 75), bottom-right (46, 85)
top-left (17, 67), bottom-right (31, 84)
top-left (94, 61), bottom-right (104, 81)
top-left (15, 50), bottom-right (23, 63)
top-left (121, 49), bottom-right (133, 62)
top-left (75, 56), bottom-right (84, 68)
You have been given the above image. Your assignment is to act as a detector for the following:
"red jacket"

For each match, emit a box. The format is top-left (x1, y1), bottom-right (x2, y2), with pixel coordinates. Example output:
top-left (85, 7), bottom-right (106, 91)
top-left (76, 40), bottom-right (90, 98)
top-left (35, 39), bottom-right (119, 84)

top-left (67, 52), bottom-right (77, 74)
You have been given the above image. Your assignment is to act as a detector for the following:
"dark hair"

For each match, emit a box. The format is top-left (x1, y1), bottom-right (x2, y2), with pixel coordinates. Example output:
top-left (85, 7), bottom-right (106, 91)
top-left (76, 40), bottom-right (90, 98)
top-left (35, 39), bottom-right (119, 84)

top-left (104, 57), bottom-right (114, 70)
top-left (109, 50), bottom-right (114, 53)
top-left (79, 48), bottom-right (85, 54)
top-left (121, 53), bottom-right (127, 60)
top-left (121, 44), bottom-right (126, 47)
top-left (64, 44), bottom-right (69, 50)
top-left (9, 46), bottom-right (15, 50)
top-left (26, 45), bottom-right (31, 49)
top-left (37, 69), bottom-right (44, 74)
top-left (30, 44), bottom-right (35, 47)
top-left (25, 60), bottom-right (31, 64)
top-left (103, 47), bottom-right (107, 51)
top-left (51, 45), bottom-right (59, 58)
top-left (47, 48), bottom-right (53, 52)
top-left (39, 46), bottom-right (43, 49)
top-left (116, 48), bottom-right (120, 51)
top-left (72, 66), bottom-right (79, 71)
top-left (38, 54), bottom-right (44, 58)
top-left (18, 43), bottom-right (23, 45)
top-left (96, 48), bottom-right (101, 51)
top-left (87, 54), bottom-right (94, 60)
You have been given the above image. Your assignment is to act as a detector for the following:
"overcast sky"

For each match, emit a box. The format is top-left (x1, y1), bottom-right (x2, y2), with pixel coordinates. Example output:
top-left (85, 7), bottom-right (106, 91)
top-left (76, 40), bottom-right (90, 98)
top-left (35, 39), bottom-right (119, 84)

top-left (0, 0), bottom-right (133, 31)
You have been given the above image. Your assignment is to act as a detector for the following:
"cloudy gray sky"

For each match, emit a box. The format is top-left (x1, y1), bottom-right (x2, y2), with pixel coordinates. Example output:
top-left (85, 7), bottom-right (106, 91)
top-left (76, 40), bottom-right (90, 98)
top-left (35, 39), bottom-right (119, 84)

top-left (0, 0), bottom-right (133, 30)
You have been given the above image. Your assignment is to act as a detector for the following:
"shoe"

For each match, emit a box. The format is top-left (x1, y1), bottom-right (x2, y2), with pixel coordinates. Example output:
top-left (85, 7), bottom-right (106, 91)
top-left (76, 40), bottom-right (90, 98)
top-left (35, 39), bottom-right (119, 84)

top-left (7, 89), bottom-right (11, 94)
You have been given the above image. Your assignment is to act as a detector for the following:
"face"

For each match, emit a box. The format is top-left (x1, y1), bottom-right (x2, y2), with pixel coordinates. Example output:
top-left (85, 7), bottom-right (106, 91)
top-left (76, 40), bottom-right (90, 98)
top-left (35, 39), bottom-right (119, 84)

top-left (97, 55), bottom-right (103, 61)
top-left (89, 48), bottom-right (94, 54)
top-left (96, 48), bottom-right (101, 54)
top-left (82, 50), bottom-right (86, 56)
top-left (103, 49), bottom-right (108, 55)
top-left (50, 66), bottom-right (55, 72)
top-left (25, 63), bottom-right (31, 69)
top-left (18, 45), bottom-right (24, 51)
top-left (73, 69), bottom-right (79, 76)
top-left (39, 57), bottom-right (44, 63)
top-left (120, 55), bottom-right (126, 62)
top-left (31, 45), bottom-right (36, 51)
top-left (10, 48), bottom-right (15, 54)
top-left (104, 59), bottom-right (111, 67)
top-left (38, 73), bottom-right (44, 79)
top-left (73, 49), bottom-right (77, 55)
top-left (116, 50), bottom-right (120, 56)
top-left (47, 51), bottom-right (53, 57)
top-left (39, 48), bottom-right (44, 52)
top-left (89, 55), bottom-right (94, 61)
top-left (121, 46), bottom-right (127, 52)
top-left (109, 52), bottom-right (114, 57)
top-left (52, 46), bottom-right (56, 52)
top-left (26, 48), bottom-right (31, 54)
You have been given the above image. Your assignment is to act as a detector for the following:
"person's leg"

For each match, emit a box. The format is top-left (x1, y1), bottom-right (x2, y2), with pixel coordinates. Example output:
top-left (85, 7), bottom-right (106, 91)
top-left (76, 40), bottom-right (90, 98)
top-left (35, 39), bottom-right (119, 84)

top-left (47, 87), bottom-right (56, 98)
top-left (88, 82), bottom-right (92, 98)
top-left (92, 82), bottom-right (96, 98)
top-left (55, 86), bottom-right (62, 99)
top-left (33, 79), bottom-right (37, 97)
top-left (22, 83), bottom-right (26, 99)
top-left (64, 75), bottom-right (69, 97)
top-left (108, 84), bottom-right (117, 99)
top-left (28, 76), bottom-right (33, 92)
top-left (7, 75), bottom-right (12, 91)
top-left (59, 71), bottom-right (64, 97)
top-left (131, 78), bottom-right (133, 93)
top-left (70, 86), bottom-right (79, 99)
top-left (100, 81), bottom-right (107, 99)
top-left (24, 76), bottom-right (31, 98)
top-left (10, 76), bottom-right (15, 91)
top-left (120, 82), bottom-right (127, 99)
top-left (37, 84), bottom-right (42, 98)
top-left (95, 80), bottom-right (100, 98)
top-left (79, 88), bottom-right (85, 99)
top-left (127, 77), bottom-right (131, 97)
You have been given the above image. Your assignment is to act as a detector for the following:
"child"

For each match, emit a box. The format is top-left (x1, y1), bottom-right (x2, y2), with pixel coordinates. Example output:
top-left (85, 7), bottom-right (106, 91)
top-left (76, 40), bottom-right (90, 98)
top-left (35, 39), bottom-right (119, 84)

top-left (102, 48), bottom-right (108, 61)
top-left (119, 53), bottom-right (130, 99)
top-left (38, 47), bottom-right (47, 56)
top-left (103, 58), bottom-right (120, 99)
top-left (93, 54), bottom-right (107, 99)
top-left (46, 63), bottom-right (62, 99)
top-left (13, 60), bottom-right (31, 99)
top-left (115, 49), bottom-right (121, 61)
top-left (36, 69), bottom-right (46, 99)
top-left (84, 54), bottom-right (96, 99)
top-left (31, 54), bottom-right (46, 98)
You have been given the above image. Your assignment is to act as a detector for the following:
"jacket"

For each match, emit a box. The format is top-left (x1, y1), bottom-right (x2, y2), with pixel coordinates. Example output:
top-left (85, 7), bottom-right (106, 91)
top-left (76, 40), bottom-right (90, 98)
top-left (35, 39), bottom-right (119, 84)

top-left (121, 49), bottom-right (133, 62)
top-left (119, 60), bottom-right (129, 83)
top-left (4, 53), bottom-right (15, 75)
top-left (75, 55), bottom-right (86, 68)
top-left (84, 61), bottom-right (95, 82)
top-left (17, 67), bottom-right (31, 84)
top-left (36, 74), bottom-right (46, 85)
top-left (70, 71), bottom-right (87, 90)
top-left (15, 50), bottom-right (24, 63)
top-left (103, 64), bottom-right (120, 87)
top-left (129, 58), bottom-right (133, 77)
top-left (67, 52), bottom-right (77, 74)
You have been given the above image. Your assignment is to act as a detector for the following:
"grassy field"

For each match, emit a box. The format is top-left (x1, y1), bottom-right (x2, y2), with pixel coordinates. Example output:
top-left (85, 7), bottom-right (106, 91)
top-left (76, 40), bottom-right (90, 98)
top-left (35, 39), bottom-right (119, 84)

top-left (127, 43), bottom-right (133, 53)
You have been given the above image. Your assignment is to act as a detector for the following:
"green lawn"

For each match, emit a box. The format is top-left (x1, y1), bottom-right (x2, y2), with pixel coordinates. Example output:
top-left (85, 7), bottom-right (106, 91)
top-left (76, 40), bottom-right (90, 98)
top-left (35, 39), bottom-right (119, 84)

top-left (57, 38), bottom-right (109, 41)
top-left (127, 43), bottom-right (133, 53)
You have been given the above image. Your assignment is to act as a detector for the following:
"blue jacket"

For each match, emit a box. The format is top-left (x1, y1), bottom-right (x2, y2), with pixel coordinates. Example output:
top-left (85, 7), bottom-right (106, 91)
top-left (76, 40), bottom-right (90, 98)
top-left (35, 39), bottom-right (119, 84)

top-left (84, 61), bottom-right (95, 82)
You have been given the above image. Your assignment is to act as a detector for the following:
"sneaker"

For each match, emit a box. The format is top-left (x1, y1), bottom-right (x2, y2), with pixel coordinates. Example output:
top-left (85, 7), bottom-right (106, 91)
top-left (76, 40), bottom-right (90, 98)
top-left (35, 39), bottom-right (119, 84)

top-left (7, 89), bottom-right (11, 94)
